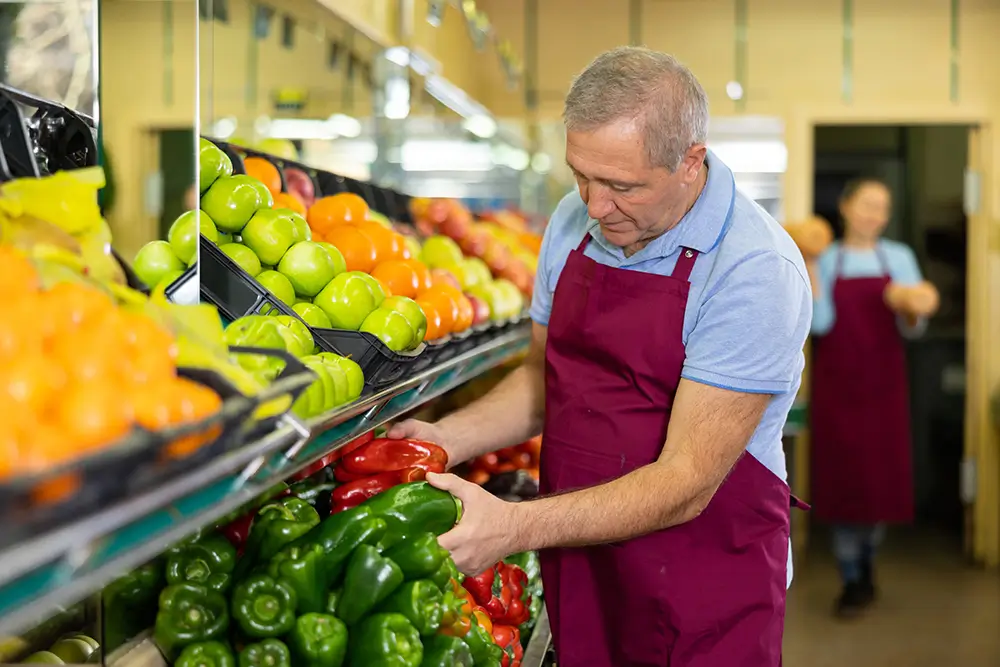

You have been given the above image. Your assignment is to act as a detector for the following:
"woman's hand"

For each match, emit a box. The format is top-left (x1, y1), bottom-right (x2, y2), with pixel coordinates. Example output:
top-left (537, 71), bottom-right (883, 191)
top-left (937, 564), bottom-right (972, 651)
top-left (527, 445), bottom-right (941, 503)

top-left (904, 281), bottom-right (940, 318)
top-left (883, 283), bottom-right (911, 313)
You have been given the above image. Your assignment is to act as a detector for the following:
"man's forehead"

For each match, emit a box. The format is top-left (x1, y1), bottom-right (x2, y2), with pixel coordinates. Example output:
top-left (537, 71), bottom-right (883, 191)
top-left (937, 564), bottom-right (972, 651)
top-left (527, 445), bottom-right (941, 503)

top-left (566, 126), bottom-right (652, 180)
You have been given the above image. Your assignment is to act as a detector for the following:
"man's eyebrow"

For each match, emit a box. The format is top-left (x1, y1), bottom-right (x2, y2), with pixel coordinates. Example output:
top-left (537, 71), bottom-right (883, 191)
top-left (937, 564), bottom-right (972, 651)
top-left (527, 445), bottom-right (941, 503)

top-left (566, 162), bottom-right (641, 188)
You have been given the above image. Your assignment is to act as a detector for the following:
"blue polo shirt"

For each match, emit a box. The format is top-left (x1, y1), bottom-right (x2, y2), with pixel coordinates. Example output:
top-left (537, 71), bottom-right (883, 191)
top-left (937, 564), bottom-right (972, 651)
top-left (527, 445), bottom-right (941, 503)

top-left (530, 151), bottom-right (813, 584)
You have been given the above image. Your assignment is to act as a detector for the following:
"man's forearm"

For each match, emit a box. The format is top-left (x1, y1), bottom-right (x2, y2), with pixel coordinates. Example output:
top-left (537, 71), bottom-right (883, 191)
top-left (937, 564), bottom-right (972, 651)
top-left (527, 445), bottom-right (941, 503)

top-left (510, 455), bottom-right (710, 552)
top-left (438, 363), bottom-right (545, 465)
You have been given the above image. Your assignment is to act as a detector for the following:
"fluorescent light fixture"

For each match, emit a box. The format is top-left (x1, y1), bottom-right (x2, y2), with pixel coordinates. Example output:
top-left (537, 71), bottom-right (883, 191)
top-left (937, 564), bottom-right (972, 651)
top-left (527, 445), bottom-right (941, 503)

top-left (463, 114), bottom-right (497, 138)
top-left (385, 46), bottom-right (410, 67)
top-left (709, 140), bottom-right (787, 173)
top-left (328, 114), bottom-right (362, 138)
top-left (531, 152), bottom-right (552, 173)
top-left (254, 115), bottom-right (272, 136)
top-left (425, 74), bottom-right (489, 119)
top-left (212, 117), bottom-right (238, 139)
top-left (384, 78), bottom-right (410, 119)
top-left (491, 144), bottom-right (530, 170)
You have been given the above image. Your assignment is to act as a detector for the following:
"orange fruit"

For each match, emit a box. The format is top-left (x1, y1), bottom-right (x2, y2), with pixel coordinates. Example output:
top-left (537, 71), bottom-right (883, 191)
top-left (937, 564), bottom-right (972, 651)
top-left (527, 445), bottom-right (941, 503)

top-left (307, 193), bottom-right (369, 235)
top-left (417, 299), bottom-right (446, 341)
top-left (326, 225), bottom-right (378, 273)
top-left (0, 354), bottom-right (66, 414)
top-left (42, 281), bottom-right (115, 332)
top-left (244, 157), bottom-right (282, 197)
top-left (371, 260), bottom-right (421, 299)
top-left (0, 246), bottom-right (40, 295)
top-left (0, 299), bottom-right (45, 360)
top-left (355, 222), bottom-right (405, 263)
top-left (374, 278), bottom-right (393, 298)
top-left (417, 289), bottom-right (458, 336)
top-left (452, 292), bottom-right (474, 333)
top-left (274, 192), bottom-right (307, 216)
top-left (162, 377), bottom-right (223, 459)
top-left (409, 260), bottom-right (434, 295)
top-left (119, 312), bottom-right (178, 359)
top-left (55, 380), bottom-right (134, 451)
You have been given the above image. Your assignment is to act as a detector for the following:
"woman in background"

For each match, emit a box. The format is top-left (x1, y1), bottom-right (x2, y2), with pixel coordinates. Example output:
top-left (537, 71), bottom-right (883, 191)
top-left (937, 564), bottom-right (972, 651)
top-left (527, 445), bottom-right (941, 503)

top-left (807, 177), bottom-right (939, 618)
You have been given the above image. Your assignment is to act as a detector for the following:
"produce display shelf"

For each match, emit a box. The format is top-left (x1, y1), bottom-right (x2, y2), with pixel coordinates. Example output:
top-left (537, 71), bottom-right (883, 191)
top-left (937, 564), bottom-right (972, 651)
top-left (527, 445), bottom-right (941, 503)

top-left (0, 323), bottom-right (531, 637)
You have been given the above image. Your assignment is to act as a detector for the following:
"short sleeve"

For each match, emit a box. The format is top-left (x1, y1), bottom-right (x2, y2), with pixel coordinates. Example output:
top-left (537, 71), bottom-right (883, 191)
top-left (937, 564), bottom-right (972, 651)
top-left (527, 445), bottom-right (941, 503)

top-left (528, 223), bottom-right (556, 326)
top-left (682, 251), bottom-right (813, 394)
top-left (529, 193), bottom-right (582, 327)
top-left (810, 247), bottom-right (838, 336)
top-left (887, 243), bottom-right (924, 285)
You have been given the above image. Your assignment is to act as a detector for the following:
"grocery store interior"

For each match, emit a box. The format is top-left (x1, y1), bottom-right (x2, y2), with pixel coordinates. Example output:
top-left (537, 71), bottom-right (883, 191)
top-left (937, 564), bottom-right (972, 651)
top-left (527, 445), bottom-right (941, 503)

top-left (1, 0), bottom-right (999, 665)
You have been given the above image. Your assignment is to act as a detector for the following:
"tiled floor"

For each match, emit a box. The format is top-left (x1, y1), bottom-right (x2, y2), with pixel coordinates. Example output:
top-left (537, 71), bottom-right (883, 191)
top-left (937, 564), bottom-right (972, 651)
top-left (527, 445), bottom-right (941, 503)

top-left (783, 529), bottom-right (1000, 666)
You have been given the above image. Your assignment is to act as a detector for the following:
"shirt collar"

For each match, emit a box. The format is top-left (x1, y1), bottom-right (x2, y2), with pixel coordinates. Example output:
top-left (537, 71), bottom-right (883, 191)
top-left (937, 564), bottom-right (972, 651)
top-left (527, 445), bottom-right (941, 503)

top-left (586, 149), bottom-right (736, 264)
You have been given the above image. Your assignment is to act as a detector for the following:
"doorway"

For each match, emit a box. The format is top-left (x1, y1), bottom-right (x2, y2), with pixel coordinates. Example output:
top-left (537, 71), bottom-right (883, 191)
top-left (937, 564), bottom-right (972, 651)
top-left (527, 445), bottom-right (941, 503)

top-left (811, 124), bottom-right (970, 546)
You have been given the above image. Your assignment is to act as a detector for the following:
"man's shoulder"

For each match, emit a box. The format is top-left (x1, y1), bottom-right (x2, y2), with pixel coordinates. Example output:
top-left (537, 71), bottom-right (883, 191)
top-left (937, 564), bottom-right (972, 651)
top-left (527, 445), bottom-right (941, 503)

top-left (716, 190), bottom-right (809, 279)
top-left (539, 191), bottom-right (591, 263)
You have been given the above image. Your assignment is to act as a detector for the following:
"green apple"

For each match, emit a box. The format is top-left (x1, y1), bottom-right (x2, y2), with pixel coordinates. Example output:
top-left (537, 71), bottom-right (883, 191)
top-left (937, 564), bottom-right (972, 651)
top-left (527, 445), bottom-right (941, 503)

top-left (360, 308), bottom-right (415, 352)
top-left (279, 210), bottom-right (312, 243)
top-left (153, 268), bottom-right (186, 294)
top-left (316, 241), bottom-right (347, 275)
top-left (318, 358), bottom-right (350, 406)
top-left (293, 359), bottom-right (328, 418)
top-left (493, 278), bottom-right (525, 318)
top-left (68, 635), bottom-right (100, 652)
top-left (217, 230), bottom-right (233, 245)
top-left (49, 638), bottom-right (94, 663)
top-left (277, 241), bottom-right (339, 297)
top-left (313, 271), bottom-right (383, 330)
top-left (225, 315), bottom-right (288, 378)
top-left (467, 282), bottom-right (505, 321)
top-left (256, 138), bottom-right (299, 160)
top-left (199, 137), bottom-right (233, 193)
top-left (403, 235), bottom-right (422, 259)
top-left (382, 295), bottom-right (427, 347)
top-left (167, 209), bottom-right (213, 263)
top-left (23, 652), bottom-right (64, 664)
top-left (319, 353), bottom-right (365, 399)
top-left (257, 269), bottom-right (296, 306)
top-left (133, 240), bottom-right (185, 288)
top-left (367, 210), bottom-right (392, 228)
top-left (420, 235), bottom-right (464, 268)
top-left (241, 208), bottom-right (298, 265)
top-left (439, 261), bottom-right (475, 290)
top-left (463, 257), bottom-right (493, 287)
top-left (200, 174), bottom-right (274, 233)
top-left (219, 242), bottom-right (262, 277)
top-left (274, 315), bottom-right (314, 357)
top-left (292, 302), bottom-right (333, 329)
top-left (352, 272), bottom-right (388, 302)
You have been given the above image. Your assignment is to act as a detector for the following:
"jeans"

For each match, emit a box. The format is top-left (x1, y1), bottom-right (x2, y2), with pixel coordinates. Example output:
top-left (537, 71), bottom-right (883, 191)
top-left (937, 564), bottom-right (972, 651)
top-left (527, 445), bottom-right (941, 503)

top-left (832, 523), bottom-right (886, 584)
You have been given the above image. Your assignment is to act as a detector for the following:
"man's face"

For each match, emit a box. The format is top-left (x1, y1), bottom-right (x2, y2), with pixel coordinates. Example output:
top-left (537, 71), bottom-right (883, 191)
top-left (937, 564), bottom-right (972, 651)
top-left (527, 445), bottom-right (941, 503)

top-left (566, 119), bottom-right (706, 250)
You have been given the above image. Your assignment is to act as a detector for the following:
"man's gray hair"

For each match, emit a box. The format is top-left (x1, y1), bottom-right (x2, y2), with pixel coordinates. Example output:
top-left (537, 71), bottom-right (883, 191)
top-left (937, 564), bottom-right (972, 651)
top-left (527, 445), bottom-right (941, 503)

top-left (563, 47), bottom-right (709, 172)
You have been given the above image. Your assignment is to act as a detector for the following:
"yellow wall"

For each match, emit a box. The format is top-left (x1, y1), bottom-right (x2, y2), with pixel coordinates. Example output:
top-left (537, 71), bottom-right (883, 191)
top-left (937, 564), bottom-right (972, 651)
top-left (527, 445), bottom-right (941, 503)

top-left (101, 0), bottom-right (198, 259)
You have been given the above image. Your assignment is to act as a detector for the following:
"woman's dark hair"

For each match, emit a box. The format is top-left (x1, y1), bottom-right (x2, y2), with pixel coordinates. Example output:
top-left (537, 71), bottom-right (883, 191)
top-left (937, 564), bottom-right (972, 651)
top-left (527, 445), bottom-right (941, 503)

top-left (839, 176), bottom-right (890, 205)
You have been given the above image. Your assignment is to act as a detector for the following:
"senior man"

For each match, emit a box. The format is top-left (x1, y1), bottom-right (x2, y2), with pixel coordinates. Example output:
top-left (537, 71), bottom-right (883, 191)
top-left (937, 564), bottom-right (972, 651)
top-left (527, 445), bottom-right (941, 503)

top-left (391, 46), bottom-right (812, 666)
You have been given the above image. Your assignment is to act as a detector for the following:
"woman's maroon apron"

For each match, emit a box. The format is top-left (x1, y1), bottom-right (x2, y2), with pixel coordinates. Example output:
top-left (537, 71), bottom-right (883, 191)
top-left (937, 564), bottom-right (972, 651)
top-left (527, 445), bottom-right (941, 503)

top-left (540, 224), bottom-right (798, 666)
top-left (810, 246), bottom-right (913, 524)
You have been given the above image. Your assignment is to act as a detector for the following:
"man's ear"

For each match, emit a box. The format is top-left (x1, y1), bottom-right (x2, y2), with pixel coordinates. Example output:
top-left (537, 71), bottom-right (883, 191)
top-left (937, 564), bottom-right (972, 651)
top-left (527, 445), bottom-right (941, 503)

top-left (681, 145), bottom-right (708, 184)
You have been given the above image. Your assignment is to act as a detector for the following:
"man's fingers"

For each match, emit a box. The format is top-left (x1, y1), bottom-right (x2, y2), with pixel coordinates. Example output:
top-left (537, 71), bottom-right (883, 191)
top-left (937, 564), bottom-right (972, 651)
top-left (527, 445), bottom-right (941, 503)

top-left (426, 472), bottom-right (477, 500)
top-left (436, 524), bottom-right (464, 551)
top-left (386, 420), bottom-right (417, 438)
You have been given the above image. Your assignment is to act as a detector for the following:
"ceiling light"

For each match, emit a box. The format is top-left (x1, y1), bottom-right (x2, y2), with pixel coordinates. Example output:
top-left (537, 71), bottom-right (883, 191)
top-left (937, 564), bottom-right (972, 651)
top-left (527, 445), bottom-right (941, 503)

top-left (463, 114), bottom-right (497, 139)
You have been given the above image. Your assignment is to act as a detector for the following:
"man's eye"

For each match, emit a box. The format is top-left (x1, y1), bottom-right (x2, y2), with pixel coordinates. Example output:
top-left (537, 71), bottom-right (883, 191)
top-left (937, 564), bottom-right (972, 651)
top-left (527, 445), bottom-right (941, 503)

top-left (610, 184), bottom-right (632, 193)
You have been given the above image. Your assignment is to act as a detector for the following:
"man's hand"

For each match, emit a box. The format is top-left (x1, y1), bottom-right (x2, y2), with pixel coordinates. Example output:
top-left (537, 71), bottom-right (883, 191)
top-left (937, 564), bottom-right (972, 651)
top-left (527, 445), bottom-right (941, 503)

top-left (386, 420), bottom-right (458, 468)
top-left (426, 472), bottom-right (521, 575)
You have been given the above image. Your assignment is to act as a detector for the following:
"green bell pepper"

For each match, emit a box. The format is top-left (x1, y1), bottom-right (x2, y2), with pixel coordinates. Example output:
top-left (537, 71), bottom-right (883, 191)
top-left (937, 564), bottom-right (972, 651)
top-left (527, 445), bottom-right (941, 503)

top-left (421, 634), bottom-right (474, 667)
top-left (359, 482), bottom-right (460, 550)
top-left (231, 574), bottom-right (297, 638)
top-left (166, 534), bottom-right (237, 592)
top-left (153, 583), bottom-right (229, 661)
top-left (326, 588), bottom-right (342, 616)
top-left (464, 615), bottom-right (504, 667)
top-left (428, 558), bottom-right (462, 591)
top-left (348, 613), bottom-right (422, 667)
top-left (103, 559), bottom-right (165, 652)
top-left (287, 506), bottom-right (388, 585)
top-left (378, 580), bottom-right (442, 637)
top-left (383, 533), bottom-right (449, 581)
top-left (336, 544), bottom-right (404, 625)
top-left (235, 498), bottom-right (320, 579)
top-left (288, 613), bottom-right (348, 667)
top-left (175, 641), bottom-right (235, 667)
top-left (266, 543), bottom-right (329, 613)
top-left (238, 639), bottom-right (291, 667)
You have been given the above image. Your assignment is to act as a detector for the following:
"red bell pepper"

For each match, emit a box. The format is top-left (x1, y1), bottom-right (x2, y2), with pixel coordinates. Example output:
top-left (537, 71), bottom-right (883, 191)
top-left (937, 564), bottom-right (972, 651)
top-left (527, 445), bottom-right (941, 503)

top-left (471, 607), bottom-right (492, 634)
top-left (289, 458), bottom-right (327, 482)
top-left (492, 624), bottom-right (523, 667)
top-left (339, 438), bottom-right (449, 477)
top-left (338, 430), bottom-right (375, 459)
top-left (329, 467), bottom-right (430, 513)
top-left (463, 565), bottom-right (513, 622)
top-left (493, 563), bottom-right (530, 626)
top-left (219, 511), bottom-right (254, 556)
top-left (476, 452), bottom-right (502, 475)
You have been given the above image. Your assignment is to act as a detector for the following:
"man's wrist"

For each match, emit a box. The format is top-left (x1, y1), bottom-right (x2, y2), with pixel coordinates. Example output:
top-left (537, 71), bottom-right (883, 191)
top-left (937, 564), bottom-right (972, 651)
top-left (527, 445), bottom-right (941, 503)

top-left (504, 499), bottom-right (539, 554)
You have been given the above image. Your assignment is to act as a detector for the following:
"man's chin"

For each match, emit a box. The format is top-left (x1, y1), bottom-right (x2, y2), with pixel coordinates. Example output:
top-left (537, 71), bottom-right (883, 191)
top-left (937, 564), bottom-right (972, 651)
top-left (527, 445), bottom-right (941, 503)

top-left (599, 223), bottom-right (638, 248)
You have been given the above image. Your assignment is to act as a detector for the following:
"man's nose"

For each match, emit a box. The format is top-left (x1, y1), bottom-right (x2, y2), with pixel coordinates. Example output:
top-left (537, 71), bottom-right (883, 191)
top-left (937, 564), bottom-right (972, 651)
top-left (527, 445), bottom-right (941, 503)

top-left (586, 185), bottom-right (616, 220)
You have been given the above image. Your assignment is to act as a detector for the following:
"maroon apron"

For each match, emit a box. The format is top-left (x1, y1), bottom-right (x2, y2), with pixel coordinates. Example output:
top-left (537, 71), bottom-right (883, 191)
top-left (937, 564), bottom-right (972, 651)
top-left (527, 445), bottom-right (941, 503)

top-left (810, 246), bottom-right (913, 524)
top-left (540, 232), bottom-right (795, 666)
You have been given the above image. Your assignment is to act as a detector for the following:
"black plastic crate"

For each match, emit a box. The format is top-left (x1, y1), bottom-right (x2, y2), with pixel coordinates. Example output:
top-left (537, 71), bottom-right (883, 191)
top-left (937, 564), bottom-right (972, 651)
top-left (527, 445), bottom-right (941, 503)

top-left (199, 234), bottom-right (302, 321)
top-left (206, 138), bottom-right (322, 209)
top-left (311, 328), bottom-right (426, 388)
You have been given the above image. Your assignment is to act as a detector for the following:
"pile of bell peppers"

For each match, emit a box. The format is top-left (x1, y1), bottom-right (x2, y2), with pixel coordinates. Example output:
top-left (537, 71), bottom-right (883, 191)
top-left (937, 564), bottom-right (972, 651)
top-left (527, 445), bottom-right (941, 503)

top-left (331, 437), bottom-right (450, 514)
top-left (462, 437), bottom-right (541, 486)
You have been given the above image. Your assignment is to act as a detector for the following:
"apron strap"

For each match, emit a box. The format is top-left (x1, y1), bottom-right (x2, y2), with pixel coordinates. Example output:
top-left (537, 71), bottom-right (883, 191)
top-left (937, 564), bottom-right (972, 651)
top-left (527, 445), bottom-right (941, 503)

top-left (672, 247), bottom-right (699, 281)
top-left (874, 242), bottom-right (892, 277)
top-left (575, 231), bottom-right (591, 253)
